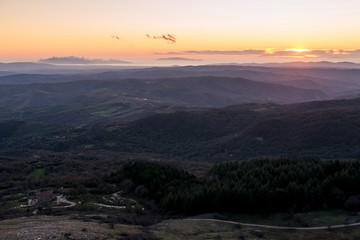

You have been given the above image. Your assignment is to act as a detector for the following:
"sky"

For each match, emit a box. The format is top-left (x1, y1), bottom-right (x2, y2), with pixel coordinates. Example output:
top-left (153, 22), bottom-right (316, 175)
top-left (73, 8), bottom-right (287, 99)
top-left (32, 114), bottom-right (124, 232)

top-left (2, 0), bottom-right (360, 64)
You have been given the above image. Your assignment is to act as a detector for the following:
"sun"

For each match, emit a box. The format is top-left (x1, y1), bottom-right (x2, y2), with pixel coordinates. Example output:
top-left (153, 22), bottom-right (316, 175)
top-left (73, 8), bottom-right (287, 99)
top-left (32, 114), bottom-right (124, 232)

top-left (287, 48), bottom-right (310, 53)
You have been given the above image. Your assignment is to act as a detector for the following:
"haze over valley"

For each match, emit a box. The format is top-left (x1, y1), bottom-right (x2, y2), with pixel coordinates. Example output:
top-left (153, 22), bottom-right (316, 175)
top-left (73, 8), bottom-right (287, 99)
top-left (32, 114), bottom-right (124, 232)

top-left (2, 0), bottom-right (360, 239)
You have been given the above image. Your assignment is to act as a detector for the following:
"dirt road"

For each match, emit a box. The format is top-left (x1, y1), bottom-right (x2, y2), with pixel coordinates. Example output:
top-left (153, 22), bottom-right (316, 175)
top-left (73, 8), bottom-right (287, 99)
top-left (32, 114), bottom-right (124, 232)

top-left (186, 218), bottom-right (360, 230)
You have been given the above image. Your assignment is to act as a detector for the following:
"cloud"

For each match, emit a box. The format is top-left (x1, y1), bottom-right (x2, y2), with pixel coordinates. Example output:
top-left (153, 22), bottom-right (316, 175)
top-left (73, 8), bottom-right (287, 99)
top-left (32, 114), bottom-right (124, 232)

top-left (338, 49), bottom-right (360, 55)
top-left (153, 52), bottom-right (181, 55)
top-left (263, 49), bottom-right (360, 58)
top-left (262, 50), bottom-right (301, 57)
top-left (146, 34), bottom-right (176, 44)
top-left (184, 50), bottom-right (265, 55)
top-left (39, 56), bottom-right (132, 64)
top-left (261, 50), bottom-right (330, 57)
top-left (153, 49), bottom-right (360, 61)
top-left (157, 57), bottom-right (202, 61)
top-left (155, 50), bottom-right (266, 55)
top-left (179, 48), bottom-right (360, 58)
top-left (110, 35), bottom-right (120, 40)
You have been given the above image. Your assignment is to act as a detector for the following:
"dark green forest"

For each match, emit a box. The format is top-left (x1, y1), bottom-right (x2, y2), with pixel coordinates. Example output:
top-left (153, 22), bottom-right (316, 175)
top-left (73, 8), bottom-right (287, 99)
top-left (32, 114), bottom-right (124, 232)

top-left (113, 159), bottom-right (360, 214)
top-left (2, 98), bottom-right (360, 161)
top-left (2, 66), bottom-right (360, 221)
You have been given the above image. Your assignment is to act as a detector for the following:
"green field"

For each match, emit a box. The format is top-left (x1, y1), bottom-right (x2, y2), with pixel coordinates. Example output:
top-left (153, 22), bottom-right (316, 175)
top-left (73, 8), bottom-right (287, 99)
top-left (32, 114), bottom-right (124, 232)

top-left (27, 168), bottom-right (45, 180)
top-left (83, 144), bottom-right (95, 149)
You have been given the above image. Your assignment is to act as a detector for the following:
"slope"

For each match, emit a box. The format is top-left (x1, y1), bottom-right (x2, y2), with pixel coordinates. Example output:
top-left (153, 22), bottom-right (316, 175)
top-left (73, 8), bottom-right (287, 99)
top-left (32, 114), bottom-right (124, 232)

top-left (3, 98), bottom-right (360, 161)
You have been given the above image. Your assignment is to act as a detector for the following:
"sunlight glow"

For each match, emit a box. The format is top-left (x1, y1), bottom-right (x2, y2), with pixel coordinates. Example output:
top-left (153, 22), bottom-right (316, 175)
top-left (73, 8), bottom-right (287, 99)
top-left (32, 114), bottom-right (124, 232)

top-left (287, 48), bottom-right (310, 53)
top-left (2, 0), bottom-right (360, 63)
top-left (304, 54), bottom-right (317, 58)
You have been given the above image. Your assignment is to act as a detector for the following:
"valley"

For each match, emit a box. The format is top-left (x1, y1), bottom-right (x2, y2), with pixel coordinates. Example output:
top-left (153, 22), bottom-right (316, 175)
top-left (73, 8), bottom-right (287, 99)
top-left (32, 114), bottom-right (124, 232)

top-left (1, 62), bottom-right (360, 239)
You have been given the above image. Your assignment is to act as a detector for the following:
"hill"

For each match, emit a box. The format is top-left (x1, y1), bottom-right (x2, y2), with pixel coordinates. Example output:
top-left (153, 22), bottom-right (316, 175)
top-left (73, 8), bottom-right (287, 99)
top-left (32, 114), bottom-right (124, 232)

top-left (1, 63), bottom-right (360, 98)
top-left (0, 76), bottom-right (325, 107)
top-left (0, 76), bottom-right (326, 125)
top-left (3, 98), bottom-right (360, 161)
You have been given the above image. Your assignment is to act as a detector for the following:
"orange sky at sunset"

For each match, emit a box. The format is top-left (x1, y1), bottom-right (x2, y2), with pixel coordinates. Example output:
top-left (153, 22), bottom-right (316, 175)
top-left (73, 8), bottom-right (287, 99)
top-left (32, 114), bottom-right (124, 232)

top-left (2, 0), bottom-right (360, 64)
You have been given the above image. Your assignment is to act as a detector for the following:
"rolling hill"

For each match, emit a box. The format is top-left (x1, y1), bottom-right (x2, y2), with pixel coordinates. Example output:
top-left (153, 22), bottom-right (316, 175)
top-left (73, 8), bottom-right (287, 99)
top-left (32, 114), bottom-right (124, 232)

top-left (0, 76), bottom-right (325, 107)
top-left (1, 63), bottom-right (360, 98)
top-left (0, 76), bottom-right (326, 125)
top-left (2, 98), bottom-right (360, 161)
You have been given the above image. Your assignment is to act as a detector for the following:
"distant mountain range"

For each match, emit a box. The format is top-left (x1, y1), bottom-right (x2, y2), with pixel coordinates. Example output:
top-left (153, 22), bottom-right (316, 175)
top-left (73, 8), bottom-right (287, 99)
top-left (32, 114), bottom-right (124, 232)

top-left (1, 63), bottom-right (360, 98)
top-left (0, 62), bottom-right (139, 74)
top-left (39, 56), bottom-right (132, 65)
top-left (1, 60), bottom-right (360, 74)
top-left (1, 62), bottom-right (360, 125)
top-left (0, 62), bottom-right (359, 161)
top-left (239, 61), bottom-right (360, 69)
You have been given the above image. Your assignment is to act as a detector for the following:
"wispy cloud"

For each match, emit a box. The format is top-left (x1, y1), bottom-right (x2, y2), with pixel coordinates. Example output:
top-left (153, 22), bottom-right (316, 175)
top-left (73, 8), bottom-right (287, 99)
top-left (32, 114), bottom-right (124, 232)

top-left (39, 56), bottom-right (132, 64)
top-left (157, 57), bottom-right (202, 61)
top-left (110, 35), bottom-right (120, 40)
top-left (154, 49), bottom-right (360, 59)
top-left (146, 34), bottom-right (176, 44)
top-left (155, 49), bottom-right (266, 55)
top-left (262, 50), bottom-right (303, 57)
top-left (184, 50), bottom-right (265, 55)
top-left (263, 49), bottom-right (360, 58)
top-left (153, 52), bottom-right (180, 55)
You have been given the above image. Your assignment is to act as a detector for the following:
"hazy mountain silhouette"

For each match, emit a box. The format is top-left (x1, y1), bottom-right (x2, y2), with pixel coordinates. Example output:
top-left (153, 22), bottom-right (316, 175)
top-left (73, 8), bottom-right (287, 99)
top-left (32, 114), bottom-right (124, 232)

top-left (39, 56), bottom-right (132, 64)
top-left (1, 63), bottom-right (359, 98)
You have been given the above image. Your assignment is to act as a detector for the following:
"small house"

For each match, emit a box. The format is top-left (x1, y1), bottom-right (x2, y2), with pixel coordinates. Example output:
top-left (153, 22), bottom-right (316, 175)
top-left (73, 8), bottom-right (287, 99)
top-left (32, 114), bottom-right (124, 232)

top-left (28, 192), bottom-right (57, 206)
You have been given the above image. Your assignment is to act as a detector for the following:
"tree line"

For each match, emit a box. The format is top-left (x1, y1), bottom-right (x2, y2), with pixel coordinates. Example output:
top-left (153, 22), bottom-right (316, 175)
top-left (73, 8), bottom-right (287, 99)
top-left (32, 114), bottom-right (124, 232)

top-left (115, 159), bottom-right (360, 213)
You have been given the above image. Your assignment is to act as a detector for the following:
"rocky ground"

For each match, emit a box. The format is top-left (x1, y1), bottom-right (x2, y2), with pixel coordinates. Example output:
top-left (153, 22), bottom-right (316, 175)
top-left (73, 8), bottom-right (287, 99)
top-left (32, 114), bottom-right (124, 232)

top-left (0, 215), bottom-right (144, 240)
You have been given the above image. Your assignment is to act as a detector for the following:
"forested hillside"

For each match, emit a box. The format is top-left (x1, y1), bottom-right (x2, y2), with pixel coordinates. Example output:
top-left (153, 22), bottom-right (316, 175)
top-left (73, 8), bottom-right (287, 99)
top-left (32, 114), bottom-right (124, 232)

top-left (112, 160), bottom-right (360, 213)
top-left (1, 98), bottom-right (360, 160)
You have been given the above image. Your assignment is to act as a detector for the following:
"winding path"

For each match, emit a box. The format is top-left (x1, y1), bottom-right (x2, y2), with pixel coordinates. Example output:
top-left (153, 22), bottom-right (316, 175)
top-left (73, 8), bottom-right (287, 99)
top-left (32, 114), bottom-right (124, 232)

top-left (94, 203), bottom-right (126, 209)
top-left (185, 218), bottom-right (360, 230)
top-left (53, 196), bottom-right (76, 208)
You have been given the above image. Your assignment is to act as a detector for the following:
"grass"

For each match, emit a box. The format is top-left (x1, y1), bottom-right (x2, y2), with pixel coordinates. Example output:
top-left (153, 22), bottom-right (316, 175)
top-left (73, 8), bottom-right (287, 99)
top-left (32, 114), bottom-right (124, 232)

top-left (105, 142), bottom-right (117, 147)
top-left (0, 215), bottom-right (144, 240)
top-left (27, 168), bottom-right (45, 180)
top-left (87, 106), bottom-right (128, 118)
top-left (151, 217), bottom-right (360, 240)
top-left (1, 201), bottom-right (22, 210)
top-left (253, 107), bottom-right (269, 112)
top-left (2, 200), bottom-right (360, 240)
top-left (193, 209), bottom-right (360, 228)
top-left (83, 144), bottom-right (95, 149)
top-left (67, 132), bottom-right (79, 137)
top-left (297, 209), bottom-right (360, 226)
